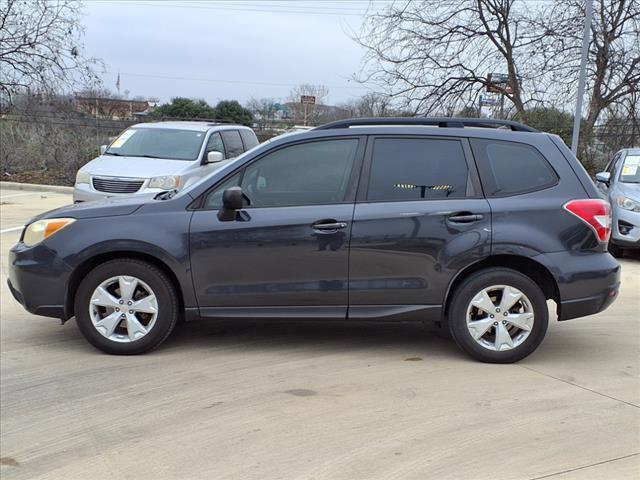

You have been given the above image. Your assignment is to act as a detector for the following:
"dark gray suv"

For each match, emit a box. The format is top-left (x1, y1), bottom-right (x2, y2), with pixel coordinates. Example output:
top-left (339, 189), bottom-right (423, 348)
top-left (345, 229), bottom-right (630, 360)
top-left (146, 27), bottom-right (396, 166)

top-left (8, 118), bottom-right (620, 363)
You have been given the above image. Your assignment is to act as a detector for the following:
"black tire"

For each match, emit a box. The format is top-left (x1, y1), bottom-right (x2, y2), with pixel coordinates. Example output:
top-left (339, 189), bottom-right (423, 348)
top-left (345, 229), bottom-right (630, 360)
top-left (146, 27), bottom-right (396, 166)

top-left (608, 241), bottom-right (624, 258)
top-left (448, 268), bottom-right (548, 363)
top-left (74, 259), bottom-right (179, 355)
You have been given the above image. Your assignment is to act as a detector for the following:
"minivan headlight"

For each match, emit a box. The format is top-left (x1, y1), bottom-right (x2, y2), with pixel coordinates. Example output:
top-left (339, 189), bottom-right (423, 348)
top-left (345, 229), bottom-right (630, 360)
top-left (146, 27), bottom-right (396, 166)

top-left (149, 176), bottom-right (180, 189)
top-left (76, 170), bottom-right (90, 185)
top-left (616, 196), bottom-right (640, 212)
top-left (23, 218), bottom-right (76, 247)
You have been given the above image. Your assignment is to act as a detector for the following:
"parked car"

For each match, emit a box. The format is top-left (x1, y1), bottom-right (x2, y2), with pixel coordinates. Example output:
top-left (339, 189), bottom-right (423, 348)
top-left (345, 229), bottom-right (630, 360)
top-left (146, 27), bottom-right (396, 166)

top-left (73, 121), bottom-right (259, 202)
top-left (595, 148), bottom-right (640, 257)
top-left (9, 118), bottom-right (620, 363)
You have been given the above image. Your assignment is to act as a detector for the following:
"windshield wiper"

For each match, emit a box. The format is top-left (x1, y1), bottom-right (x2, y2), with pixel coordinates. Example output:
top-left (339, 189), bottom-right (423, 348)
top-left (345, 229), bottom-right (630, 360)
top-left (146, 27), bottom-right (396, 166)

top-left (103, 152), bottom-right (122, 156)
top-left (154, 189), bottom-right (178, 200)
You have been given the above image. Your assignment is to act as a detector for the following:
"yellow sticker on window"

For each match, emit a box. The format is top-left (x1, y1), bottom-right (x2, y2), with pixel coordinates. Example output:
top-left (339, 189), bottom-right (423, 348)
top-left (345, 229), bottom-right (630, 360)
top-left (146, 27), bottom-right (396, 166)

top-left (622, 164), bottom-right (638, 176)
top-left (110, 129), bottom-right (136, 149)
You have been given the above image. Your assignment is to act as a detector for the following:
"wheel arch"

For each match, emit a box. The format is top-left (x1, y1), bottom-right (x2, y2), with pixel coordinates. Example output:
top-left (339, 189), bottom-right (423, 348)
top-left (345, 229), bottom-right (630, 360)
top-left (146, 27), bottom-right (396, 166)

top-left (65, 251), bottom-right (187, 319)
top-left (443, 255), bottom-right (560, 318)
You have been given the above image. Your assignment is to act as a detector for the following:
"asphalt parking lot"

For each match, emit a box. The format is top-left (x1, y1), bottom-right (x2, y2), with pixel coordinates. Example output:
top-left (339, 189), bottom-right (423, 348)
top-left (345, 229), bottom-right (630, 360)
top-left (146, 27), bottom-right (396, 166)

top-left (1, 186), bottom-right (639, 480)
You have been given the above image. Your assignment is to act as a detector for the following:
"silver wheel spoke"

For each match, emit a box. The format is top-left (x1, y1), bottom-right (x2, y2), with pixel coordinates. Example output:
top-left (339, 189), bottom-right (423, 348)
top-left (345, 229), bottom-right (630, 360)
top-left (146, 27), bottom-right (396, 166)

top-left (132, 294), bottom-right (157, 314)
top-left (95, 311), bottom-right (122, 337)
top-left (494, 322), bottom-right (514, 351)
top-left (91, 286), bottom-right (120, 308)
top-left (471, 289), bottom-right (497, 315)
top-left (498, 286), bottom-right (523, 313)
top-left (126, 313), bottom-right (147, 341)
top-left (507, 312), bottom-right (534, 332)
top-left (118, 276), bottom-right (138, 303)
top-left (467, 318), bottom-right (494, 340)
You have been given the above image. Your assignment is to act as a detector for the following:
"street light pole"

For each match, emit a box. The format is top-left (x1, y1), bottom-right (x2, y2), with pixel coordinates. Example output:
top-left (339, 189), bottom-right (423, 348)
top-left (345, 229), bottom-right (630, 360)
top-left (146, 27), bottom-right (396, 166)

top-left (571, 0), bottom-right (594, 156)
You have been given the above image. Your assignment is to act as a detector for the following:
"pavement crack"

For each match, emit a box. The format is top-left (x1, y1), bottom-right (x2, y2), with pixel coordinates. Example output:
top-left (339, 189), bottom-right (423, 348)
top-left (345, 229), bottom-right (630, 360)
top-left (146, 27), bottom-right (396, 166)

top-left (526, 452), bottom-right (640, 479)
top-left (518, 365), bottom-right (640, 409)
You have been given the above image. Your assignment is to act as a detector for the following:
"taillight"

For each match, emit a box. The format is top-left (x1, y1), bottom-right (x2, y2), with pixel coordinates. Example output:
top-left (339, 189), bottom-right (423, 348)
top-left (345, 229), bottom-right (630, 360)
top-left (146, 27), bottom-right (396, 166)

top-left (563, 199), bottom-right (611, 242)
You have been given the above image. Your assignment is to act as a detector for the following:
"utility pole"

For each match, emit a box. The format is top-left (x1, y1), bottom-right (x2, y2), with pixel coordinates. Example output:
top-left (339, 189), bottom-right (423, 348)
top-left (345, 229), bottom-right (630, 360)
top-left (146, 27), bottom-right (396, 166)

top-left (571, 0), bottom-right (594, 156)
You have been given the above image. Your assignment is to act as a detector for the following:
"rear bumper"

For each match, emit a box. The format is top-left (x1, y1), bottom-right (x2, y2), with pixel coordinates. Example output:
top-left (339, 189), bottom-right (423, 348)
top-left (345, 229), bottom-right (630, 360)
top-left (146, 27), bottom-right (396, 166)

top-left (8, 242), bottom-right (72, 319)
top-left (533, 251), bottom-right (620, 321)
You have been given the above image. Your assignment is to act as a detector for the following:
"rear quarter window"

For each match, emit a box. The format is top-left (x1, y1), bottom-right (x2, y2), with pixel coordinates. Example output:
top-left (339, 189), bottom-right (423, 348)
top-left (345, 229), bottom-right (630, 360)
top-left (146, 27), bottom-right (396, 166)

top-left (470, 139), bottom-right (558, 197)
top-left (240, 129), bottom-right (259, 150)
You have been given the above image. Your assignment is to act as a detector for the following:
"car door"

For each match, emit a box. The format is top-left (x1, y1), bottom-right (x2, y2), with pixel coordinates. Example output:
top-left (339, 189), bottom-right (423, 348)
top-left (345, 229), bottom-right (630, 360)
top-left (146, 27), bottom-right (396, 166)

top-left (348, 136), bottom-right (491, 319)
top-left (189, 137), bottom-right (365, 317)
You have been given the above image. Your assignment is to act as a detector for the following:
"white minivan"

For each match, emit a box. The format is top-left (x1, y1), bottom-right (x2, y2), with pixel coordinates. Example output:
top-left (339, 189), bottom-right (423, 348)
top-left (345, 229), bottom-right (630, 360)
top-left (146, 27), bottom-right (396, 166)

top-left (73, 121), bottom-right (259, 202)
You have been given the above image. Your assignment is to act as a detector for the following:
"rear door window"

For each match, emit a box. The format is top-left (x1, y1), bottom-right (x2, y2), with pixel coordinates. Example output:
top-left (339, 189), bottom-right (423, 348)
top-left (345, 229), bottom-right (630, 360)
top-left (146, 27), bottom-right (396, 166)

top-left (221, 130), bottom-right (244, 158)
top-left (470, 139), bottom-right (558, 197)
top-left (366, 138), bottom-right (470, 201)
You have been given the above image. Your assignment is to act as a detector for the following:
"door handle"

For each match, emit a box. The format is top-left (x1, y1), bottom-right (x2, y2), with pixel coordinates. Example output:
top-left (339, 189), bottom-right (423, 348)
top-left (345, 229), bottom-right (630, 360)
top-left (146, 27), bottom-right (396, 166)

top-left (312, 221), bottom-right (347, 231)
top-left (448, 213), bottom-right (484, 223)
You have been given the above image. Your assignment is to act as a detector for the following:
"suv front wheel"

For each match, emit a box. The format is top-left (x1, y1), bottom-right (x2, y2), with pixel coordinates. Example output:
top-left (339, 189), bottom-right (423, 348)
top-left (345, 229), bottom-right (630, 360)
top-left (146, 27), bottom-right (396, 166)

top-left (74, 259), bottom-right (179, 355)
top-left (448, 268), bottom-right (549, 363)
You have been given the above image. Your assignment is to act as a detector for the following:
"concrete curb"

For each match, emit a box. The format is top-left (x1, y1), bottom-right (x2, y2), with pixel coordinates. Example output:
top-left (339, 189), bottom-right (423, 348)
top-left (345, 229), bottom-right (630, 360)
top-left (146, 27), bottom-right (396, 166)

top-left (0, 181), bottom-right (73, 194)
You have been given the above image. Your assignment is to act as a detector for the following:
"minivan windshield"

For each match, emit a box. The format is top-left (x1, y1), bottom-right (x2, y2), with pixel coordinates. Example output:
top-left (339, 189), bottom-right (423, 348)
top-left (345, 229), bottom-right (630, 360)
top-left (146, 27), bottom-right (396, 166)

top-left (105, 128), bottom-right (206, 161)
top-left (619, 154), bottom-right (640, 183)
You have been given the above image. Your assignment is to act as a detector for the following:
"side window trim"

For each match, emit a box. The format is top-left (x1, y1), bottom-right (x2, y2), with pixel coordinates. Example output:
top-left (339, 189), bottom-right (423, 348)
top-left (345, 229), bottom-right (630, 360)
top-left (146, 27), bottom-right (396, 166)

top-left (356, 135), bottom-right (478, 203)
top-left (193, 136), bottom-right (366, 210)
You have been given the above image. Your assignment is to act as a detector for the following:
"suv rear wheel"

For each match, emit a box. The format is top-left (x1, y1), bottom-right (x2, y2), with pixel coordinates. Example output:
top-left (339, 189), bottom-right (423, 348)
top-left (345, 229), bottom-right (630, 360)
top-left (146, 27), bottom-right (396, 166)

top-left (448, 268), bottom-right (548, 363)
top-left (74, 259), bottom-right (179, 355)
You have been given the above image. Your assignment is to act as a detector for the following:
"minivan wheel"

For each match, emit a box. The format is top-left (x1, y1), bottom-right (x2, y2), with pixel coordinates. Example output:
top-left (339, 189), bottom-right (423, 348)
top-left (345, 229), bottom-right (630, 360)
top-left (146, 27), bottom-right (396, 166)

top-left (448, 268), bottom-right (548, 363)
top-left (74, 259), bottom-right (178, 355)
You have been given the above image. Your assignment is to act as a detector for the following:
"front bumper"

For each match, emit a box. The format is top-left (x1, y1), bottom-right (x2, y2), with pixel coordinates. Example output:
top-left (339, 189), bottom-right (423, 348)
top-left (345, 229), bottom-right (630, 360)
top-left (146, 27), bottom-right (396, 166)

top-left (533, 251), bottom-right (620, 321)
top-left (8, 242), bottom-right (73, 319)
top-left (611, 206), bottom-right (640, 248)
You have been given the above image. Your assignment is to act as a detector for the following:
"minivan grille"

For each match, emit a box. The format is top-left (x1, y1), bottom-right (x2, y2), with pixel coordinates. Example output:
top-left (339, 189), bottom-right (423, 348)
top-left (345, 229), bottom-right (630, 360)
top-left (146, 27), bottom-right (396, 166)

top-left (92, 177), bottom-right (144, 194)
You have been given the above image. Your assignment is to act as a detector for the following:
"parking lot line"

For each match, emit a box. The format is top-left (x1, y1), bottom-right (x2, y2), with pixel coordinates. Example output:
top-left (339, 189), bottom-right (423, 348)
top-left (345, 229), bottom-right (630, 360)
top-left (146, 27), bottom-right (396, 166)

top-left (0, 226), bottom-right (24, 234)
top-left (0, 192), bottom-right (45, 200)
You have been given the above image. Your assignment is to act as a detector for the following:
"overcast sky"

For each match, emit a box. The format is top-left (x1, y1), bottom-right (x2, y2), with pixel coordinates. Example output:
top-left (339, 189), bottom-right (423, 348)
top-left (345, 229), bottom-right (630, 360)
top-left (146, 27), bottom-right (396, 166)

top-left (81, 0), bottom-right (385, 106)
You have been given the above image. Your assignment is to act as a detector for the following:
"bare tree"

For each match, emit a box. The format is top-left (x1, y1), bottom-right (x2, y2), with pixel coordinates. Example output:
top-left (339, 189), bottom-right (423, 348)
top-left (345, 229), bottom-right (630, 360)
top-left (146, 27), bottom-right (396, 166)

top-left (355, 0), bottom-right (554, 121)
top-left (542, 0), bottom-right (639, 164)
top-left (0, 0), bottom-right (103, 105)
top-left (246, 97), bottom-right (277, 130)
top-left (286, 84), bottom-right (329, 125)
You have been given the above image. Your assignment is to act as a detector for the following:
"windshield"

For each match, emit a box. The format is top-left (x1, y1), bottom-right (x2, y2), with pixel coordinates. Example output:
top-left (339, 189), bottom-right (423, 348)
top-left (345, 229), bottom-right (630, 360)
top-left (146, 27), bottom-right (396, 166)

top-left (619, 154), bottom-right (640, 183)
top-left (105, 128), bottom-right (206, 161)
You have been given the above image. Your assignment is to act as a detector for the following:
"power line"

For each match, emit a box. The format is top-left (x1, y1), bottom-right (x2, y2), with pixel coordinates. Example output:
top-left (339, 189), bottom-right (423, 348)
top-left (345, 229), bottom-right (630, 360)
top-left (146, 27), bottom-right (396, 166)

top-left (101, 71), bottom-right (370, 91)
top-left (91, 1), bottom-right (370, 16)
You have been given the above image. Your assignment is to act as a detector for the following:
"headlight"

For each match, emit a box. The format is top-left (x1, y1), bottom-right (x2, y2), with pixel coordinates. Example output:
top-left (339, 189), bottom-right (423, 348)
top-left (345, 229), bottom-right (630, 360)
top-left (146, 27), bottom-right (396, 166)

top-left (75, 170), bottom-right (90, 185)
top-left (149, 175), bottom-right (180, 189)
top-left (23, 218), bottom-right (76, 247)
top-left (616, 196), bottom-right (640, 212)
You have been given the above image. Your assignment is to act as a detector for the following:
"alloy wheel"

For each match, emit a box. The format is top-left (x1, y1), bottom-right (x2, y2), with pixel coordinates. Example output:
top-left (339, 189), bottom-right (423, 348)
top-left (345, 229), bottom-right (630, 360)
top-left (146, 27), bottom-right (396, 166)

top-left (89, 275), bottom-right (159, 342)
top-left (465, 285), bottom-right (535, 351)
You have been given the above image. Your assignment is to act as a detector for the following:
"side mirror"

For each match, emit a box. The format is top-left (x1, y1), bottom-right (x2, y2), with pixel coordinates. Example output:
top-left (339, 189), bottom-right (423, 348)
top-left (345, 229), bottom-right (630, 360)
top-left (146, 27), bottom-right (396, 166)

top-left (100, 145), bottom-right (108, 155)
top-left (595, 172), bottom-right (611, 185)
top-left (206, 151), bottom-right (224, 164)
top-left (218, 186), bottom-right (243, 221)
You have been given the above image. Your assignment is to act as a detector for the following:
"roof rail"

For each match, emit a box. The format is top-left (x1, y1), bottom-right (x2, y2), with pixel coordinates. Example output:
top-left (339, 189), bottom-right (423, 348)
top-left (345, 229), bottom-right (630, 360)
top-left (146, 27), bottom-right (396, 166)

top-left (314, 117), bottom-right (538, 132)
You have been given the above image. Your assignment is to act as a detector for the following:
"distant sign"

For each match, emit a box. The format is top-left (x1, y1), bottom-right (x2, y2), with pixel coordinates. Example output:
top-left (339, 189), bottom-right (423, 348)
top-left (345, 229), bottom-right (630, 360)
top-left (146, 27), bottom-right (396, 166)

top-left (480, 95), bottom-right (499, 107)
top-left (487, 73), bottom-right (513, 94)
top-left (300, 95), bottom-right (316, 105)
